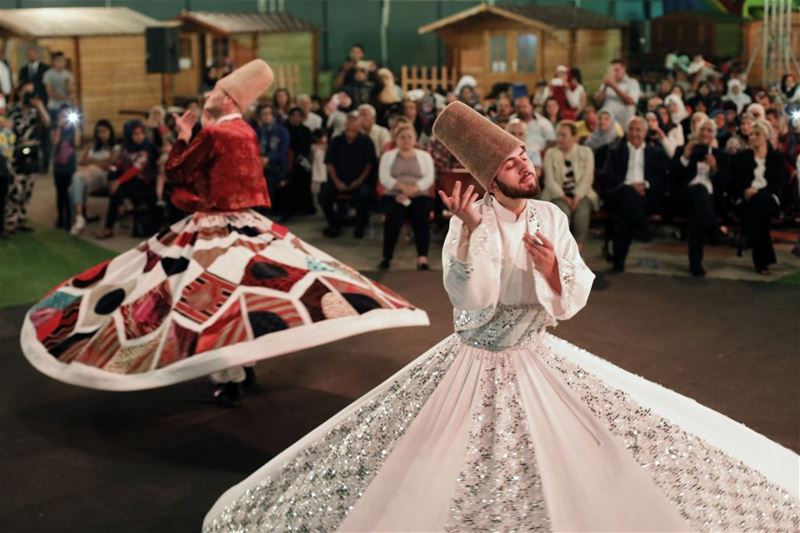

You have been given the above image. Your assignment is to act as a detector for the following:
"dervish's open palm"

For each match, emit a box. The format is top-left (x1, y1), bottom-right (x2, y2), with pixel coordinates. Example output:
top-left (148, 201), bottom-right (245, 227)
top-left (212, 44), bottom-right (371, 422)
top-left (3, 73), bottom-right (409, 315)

top-left (438, 181), bottom-right (481, 232)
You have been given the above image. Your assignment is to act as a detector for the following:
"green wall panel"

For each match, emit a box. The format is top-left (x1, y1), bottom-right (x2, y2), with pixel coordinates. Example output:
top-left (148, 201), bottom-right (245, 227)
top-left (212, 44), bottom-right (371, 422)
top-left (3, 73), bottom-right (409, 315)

top-left (258, 31), bottom-right (315, 95)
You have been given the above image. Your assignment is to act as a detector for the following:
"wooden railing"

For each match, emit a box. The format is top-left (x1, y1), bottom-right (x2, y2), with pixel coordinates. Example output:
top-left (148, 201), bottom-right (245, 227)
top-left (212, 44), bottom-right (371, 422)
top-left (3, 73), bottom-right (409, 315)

top-left (400, 65), bottom-right (459, 95)
top-left (272, 64), bottom-right (303, 97)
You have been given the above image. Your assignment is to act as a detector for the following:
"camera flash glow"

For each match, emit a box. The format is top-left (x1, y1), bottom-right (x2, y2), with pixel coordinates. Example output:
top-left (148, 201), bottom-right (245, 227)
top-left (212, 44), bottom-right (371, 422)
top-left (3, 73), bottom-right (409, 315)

top-left (791, 110), bottom-right (800, 123)
top-left (66, 110), bottom-right (81, 124)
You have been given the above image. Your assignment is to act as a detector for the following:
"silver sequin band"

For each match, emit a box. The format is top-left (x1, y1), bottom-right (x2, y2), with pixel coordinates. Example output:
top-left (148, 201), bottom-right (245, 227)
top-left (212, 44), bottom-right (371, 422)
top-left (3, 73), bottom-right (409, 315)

top-left (540, 343), bottom-right (800, 532)
top-left (204, 336), bottom-right (461, 533)
top-left (444, 352), bottom-right (551, 532)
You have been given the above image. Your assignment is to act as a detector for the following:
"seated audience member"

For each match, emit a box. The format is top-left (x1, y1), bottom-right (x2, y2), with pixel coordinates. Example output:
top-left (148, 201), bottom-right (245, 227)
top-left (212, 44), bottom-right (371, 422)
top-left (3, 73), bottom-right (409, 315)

top-left (272, 88), bottom-right (292, 123)
top-left (491, 95), bottom-right (514, 126)
top-left (358, 104), bottom-right (390, 158)
top-left (646, 107), bottom-right (683, 158)
top-left (780, 73), bottom-right (800, 103)
top-left (69, 119), bottom-right (117, 235)
top-left (319, 112), bottom-right (376, 238)
top-left (297, 94), bottom-right (323, 132)
top-left (252, 104), bottom-right (290, 214)
top-left (670, 116), bottom-right (731, 276)
top-left (378, 122), bottom-right (435, 271)
top-left (505, 119), bottom-right (543, 177)
top-left (710, 110), bottom-right (731, 148)
top-left (541, 120), bottom-right (597, 250)
top-left (732, 120), bottom-right (787, 274)
top-left (583, 109), bottom-right (620, 151)
top-left (543, 97), bottom-right (562, 127)
top-left (602, 116), bottom-right (669, 272)
top-left (286, 107), bottom-right (315, 217)
top-left (513, 95), bottom-right (555, 152)
top-left (98, 119), bottom-right (155, 239)
top-left (725, 112), bottom-right (755, 154)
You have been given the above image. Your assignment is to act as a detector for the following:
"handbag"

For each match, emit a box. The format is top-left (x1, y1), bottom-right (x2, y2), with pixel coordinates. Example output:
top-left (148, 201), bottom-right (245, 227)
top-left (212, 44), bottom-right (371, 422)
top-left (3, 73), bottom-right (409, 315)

top-left (13, 142), bottom-right (40, 175)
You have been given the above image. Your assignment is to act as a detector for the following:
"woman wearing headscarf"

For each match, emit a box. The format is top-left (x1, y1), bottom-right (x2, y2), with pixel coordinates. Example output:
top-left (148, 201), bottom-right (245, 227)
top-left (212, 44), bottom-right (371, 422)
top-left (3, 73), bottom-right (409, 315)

top-left (664, 94), bottom-right (691, 139)
top-left (583, 109), bottom-right (619, 151)
top-left (725, 112), bottom-right (755, 154)
top-left (722, 78), bottom-right (752, 114)
top-left (646, 106), bottom-right (683, 158)
top-left (97, 119), bottom-right (156, 238)
top-left (780, 74), bottom-right (800, 104)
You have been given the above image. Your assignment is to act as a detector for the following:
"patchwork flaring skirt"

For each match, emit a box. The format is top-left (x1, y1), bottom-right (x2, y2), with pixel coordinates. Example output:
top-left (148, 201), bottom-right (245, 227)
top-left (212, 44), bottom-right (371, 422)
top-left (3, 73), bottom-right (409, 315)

top-left (204, 333), bottom-right (799, 532)
top-left (20, 210), bottom-right (429, 390)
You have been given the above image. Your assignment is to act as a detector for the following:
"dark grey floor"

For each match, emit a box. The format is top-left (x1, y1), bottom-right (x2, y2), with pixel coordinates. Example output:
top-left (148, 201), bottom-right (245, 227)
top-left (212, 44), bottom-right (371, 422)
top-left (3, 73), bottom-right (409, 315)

top-left (1, 271), bottom-right (798, 532)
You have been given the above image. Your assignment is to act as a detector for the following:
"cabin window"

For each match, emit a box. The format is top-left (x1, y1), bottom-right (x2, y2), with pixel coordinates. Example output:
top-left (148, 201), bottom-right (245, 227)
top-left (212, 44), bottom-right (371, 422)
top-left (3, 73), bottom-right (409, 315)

top-left (212, 37), bottom-right (229, 66)
top-left (179, 37), bottom-right (193, 70)
top-left (489, 33), bottom-right (508, 73)
top-left (517, 33), bottom-right (538, 74)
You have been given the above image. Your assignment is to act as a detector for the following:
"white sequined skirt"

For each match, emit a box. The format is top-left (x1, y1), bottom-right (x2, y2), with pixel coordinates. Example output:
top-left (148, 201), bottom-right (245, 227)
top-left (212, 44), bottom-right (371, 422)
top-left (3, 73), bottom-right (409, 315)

top-left (204, 333), bottom-right (800, 532)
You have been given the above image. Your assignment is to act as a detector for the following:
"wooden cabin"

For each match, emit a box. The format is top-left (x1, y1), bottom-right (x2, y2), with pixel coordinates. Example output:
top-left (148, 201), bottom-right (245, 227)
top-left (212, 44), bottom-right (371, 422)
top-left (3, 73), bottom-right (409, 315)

top-left (743, 10), bottom-right (800, 86)
top-left (0, 7), bottom-right (168, 136)
top-left (418, 3), bottom-right (627, 97)
top-left (174, 10), bottom-right (319, 99)
top-left (648, 11), bottom-right (744, 62)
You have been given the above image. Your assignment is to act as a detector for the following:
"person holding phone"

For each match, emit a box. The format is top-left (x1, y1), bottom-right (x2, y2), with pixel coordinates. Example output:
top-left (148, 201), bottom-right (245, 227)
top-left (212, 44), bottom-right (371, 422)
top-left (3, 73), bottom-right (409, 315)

top-left (670, 116), bottom-right (731, 276)
top-left (594, 59), bottom-right (641, 127)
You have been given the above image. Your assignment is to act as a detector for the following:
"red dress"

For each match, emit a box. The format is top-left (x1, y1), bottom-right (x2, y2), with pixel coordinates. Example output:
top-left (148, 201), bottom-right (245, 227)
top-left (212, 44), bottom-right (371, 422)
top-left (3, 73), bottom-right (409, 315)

top-left (20, 117), bottom-right (428, 390)
top-left (166, 118), bottom-right (270, 212)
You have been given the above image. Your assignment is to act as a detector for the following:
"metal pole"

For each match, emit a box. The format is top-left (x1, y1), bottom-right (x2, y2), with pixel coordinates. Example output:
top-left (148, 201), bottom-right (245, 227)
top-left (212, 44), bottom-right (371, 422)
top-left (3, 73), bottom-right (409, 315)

top-left (762, 0), bottom-right (769, 86)
top-left (380, 0), bottom-right (390, 68)
top-left (322, 0), bottom-right (329, 71)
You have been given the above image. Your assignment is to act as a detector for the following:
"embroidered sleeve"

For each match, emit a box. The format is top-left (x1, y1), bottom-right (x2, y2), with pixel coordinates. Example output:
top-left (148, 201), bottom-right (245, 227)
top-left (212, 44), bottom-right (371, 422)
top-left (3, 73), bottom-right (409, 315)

top-left (442, 206), bottom-right (500, 312)
top-left (532, 206), bottom-right (594, 320)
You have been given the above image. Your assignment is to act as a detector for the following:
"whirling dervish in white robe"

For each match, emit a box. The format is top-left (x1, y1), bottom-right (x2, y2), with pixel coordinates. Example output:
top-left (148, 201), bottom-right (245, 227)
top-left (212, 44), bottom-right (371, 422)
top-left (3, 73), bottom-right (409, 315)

top-left (204, 102), bottom-right (799, 532)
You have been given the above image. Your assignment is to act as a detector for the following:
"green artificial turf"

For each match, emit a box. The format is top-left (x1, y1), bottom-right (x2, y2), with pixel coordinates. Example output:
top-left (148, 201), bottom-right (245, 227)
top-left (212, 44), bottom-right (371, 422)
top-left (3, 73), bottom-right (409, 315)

top-left (0, 223), bottom-right (114, 308)
top-left (777, 270), bottom-right (800, 286)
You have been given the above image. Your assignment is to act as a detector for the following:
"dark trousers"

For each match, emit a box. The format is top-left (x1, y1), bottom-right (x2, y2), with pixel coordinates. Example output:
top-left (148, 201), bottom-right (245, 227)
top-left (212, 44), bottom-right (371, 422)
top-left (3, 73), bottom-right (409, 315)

top-left (382, 195), bottom-right (432, 260)
top-left (318, 181), bottom-right (372, 230)
top-left (0, 173), bottom-right (9, 233)
top-left (105, 179), bottom-right (149, 230)
top-left (685, 184), bottom-right (719, 270)
top-left (605, 185), bottom-right (659, 269)
top-left (54, 170), bottom-right (72, 229)
top-left (289, 167), bottom-right (315, 215)
top-left (739, 190), bottom-right (780, 271)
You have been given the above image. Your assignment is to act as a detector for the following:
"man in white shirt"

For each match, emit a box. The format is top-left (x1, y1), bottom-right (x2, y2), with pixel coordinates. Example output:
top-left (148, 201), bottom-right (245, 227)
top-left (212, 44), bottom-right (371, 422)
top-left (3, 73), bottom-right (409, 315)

top-left (297, 93), bottom-right (323, 132)
top-left (602, 116), bottom-right (668, 272)
top-left (512, 95), bottom-right (555, 153)
top-left (594, 59), bottom-right (641, 127)
top-left (0, 41), bottom-right (12, 98)
top-left (358, 103), bottom-right (390, 158)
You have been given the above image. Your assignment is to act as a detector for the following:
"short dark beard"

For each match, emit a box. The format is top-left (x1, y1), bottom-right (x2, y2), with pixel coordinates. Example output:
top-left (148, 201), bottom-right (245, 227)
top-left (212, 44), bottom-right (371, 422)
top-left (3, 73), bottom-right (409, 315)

top-left (494, 175), bottom-right (540, 199)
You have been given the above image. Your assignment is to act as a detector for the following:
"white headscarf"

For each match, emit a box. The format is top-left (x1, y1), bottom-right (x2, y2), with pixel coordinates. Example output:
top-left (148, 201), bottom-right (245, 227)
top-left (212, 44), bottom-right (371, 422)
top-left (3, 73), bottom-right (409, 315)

top-left (664, 94), bottom-right (689, 124)
top-left (723, 79), bottom-right (752, 114)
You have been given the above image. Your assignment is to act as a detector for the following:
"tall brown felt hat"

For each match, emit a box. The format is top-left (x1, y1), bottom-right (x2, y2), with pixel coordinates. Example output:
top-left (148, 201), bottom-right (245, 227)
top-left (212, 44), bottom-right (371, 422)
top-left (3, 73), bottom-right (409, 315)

top-left (432, 101), bottom-right (524, 189)
top-left (217, 59), bottom-right (274, 112)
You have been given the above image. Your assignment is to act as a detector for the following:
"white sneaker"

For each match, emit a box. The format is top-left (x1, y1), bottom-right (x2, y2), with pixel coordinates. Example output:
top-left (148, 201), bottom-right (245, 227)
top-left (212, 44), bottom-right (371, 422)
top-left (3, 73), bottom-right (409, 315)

top-left (70, 215), bottom-right (86, 236)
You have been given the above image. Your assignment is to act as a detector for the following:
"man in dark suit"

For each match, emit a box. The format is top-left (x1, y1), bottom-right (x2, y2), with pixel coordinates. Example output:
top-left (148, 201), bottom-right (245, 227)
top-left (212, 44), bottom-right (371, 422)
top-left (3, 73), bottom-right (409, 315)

top-left (602, 116), bottom-right (668, 272)
top-left (18, 47), bottom-right (50, 171)
top-left (18, 47), bottom-right (49, 102)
